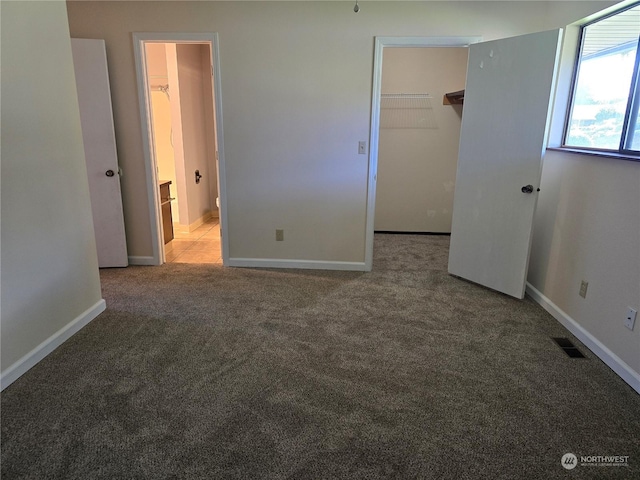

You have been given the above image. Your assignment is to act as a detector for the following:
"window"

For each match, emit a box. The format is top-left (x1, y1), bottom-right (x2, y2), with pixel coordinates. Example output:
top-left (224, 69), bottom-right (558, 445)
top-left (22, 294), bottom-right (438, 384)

top-left (564, 3), bottom-right (640, 156)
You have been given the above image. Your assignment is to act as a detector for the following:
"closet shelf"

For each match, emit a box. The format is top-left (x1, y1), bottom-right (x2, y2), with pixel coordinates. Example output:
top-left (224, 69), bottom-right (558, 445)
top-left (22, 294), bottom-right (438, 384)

top-left (443, 89), bottom-right (464, 105)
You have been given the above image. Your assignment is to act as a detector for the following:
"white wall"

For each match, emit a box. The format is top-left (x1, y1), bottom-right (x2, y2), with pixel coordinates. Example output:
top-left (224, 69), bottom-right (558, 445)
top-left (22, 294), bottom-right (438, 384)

top-left (66, 1), bottom-right (615, 264)
top-left (146, 44), bottom-right (180, 223)
top-left (1, 1), bottom-right (104, 388)
top-left (526, 3), bottom-right (639, 391)
top-left (201, 44), bottom-right (220, 219)
top-left (176, 44), bottom-right (214, 227)
top-left (376, 47), bottom-right (468, 232)
top-left (529, 151), bottom-right (640, 380)
top-left (165, 43), bottom-right (189, 227)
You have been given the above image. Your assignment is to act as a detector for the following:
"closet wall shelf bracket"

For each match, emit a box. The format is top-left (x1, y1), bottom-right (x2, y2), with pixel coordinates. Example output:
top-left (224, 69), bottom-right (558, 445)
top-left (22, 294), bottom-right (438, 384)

top-left (443, 89), bottom-right (464, 105)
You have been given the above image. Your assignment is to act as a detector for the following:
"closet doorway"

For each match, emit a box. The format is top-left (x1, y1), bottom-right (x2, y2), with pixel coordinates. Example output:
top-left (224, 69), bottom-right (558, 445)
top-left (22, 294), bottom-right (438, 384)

top-left (374, 46), bottom-right (469, 234)
top-left (364, 37), bottom-right (481, 269)
top-left (133, 33), bottom-right (228, 266)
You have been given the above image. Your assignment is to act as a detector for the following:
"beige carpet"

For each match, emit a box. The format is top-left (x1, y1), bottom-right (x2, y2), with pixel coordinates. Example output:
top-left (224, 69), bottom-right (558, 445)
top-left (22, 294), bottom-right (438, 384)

top-left (2, 234), bottom-right (639, 479)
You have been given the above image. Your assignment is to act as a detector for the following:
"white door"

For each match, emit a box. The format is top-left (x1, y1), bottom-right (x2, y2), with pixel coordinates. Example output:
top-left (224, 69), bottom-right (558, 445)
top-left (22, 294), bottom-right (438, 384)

top-left (71, 39), bottom-right (128, 267)
top-left (448, 30), bottom-right (562, 299)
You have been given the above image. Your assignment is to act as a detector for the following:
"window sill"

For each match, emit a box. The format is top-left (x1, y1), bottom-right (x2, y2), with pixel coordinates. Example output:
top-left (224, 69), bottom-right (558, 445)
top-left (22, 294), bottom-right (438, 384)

top-left (547, 147), bottom-right (640, 163)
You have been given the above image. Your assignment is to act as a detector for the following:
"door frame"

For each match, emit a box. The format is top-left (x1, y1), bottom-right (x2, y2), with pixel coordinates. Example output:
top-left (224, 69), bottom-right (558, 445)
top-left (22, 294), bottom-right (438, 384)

top-left (133, 32), bottom-right (228, 265)
top-left (365, 36), bottom-right (482, 270)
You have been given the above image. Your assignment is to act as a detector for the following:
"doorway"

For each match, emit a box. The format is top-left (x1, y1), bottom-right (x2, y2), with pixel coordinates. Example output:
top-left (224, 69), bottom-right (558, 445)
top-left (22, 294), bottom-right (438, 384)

top-left (133, 33), bottom-right (228, 266)
top-left (364, 37), bottom-right (481, 270)
top-left (374, 46), bottom-right (468, 234)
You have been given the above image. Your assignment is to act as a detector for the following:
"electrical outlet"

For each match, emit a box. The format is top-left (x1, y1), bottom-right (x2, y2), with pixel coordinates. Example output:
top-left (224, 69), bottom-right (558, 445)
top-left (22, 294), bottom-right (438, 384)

top-left (275, 229), bottom-right (284, 241)
top-left (358, 141), bottom-right (367, 155)
top-left (579, 280), bottom-right (588, 298)
top-left (625, 307), bottom-right (637, 331)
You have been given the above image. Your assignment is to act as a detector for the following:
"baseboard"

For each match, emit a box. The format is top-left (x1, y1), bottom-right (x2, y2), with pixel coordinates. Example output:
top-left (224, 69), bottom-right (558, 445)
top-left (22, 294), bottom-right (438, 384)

top-left (375, 231), bottom-right (451, 236)
top-left (128, 256), bottom-right (156, 266)
top-left (526, 282), bottom-right (640, 395)
top-left (175, 212), bottom-right (214, 234)
top-left (227, 258), bottom-right (367, 271)
top-left (0, 299), bottom-right (106, 391)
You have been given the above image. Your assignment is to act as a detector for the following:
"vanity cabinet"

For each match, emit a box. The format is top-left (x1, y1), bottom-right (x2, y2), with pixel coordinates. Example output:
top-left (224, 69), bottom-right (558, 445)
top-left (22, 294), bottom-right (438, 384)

top-left (159, 181), bottom-right (174, 244)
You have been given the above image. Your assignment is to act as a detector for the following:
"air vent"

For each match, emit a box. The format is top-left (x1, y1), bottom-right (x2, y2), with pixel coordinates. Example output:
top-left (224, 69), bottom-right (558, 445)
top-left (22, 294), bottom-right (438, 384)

top-left (552, 337), bottom-right (586, 358)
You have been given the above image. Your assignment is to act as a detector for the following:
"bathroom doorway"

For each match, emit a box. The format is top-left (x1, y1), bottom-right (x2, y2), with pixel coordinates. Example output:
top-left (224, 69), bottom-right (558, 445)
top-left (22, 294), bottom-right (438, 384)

top-left (134, 33), bottom-right (228, 265)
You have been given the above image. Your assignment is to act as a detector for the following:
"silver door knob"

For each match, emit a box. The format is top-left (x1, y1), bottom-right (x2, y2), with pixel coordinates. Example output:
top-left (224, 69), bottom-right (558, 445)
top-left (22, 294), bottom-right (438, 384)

top-left (521, 184), bottom-right (534, 194)
top-left (106, 169), bottom-right (115, 177)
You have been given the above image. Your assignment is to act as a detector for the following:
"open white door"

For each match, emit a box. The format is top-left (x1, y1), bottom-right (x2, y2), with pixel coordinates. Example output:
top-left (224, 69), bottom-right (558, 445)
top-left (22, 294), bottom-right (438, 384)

top-left (448, 30), bottom-right (562, 299)
top-left (72, 39), bottom-right (128, 267)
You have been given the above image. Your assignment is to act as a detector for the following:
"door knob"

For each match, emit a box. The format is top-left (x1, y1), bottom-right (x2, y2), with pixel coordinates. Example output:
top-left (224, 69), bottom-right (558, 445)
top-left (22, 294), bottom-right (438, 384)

top-left (106, 169), bottom-right (115, 177)
top-left (521, 184), bottom-right (534, 194)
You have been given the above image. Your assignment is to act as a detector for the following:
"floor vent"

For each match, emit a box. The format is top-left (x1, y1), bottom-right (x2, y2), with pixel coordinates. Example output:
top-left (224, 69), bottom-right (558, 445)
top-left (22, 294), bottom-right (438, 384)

top-left (552, 337), bottom-right (586, 358)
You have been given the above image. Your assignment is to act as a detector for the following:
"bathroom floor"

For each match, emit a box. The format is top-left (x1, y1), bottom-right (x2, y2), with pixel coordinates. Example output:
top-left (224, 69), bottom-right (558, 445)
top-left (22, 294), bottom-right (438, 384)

top-left (164, 217), bottom-right (222, 264)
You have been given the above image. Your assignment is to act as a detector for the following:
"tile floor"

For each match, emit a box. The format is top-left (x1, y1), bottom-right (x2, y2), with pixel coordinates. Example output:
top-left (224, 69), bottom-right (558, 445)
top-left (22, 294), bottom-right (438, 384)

top-left (164, 217), bottom-right (222, 264)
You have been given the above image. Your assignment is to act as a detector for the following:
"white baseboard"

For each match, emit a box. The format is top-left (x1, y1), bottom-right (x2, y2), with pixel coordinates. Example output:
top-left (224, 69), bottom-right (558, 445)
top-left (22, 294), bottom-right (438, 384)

top-left (526, 282), bottom-right (640, 395)
top-left (175, 212), bottom-right (214, 234)
top-left (128, 256), bottom-right (156, 266)
top-left (227, 257), bottom-right (367, 271)
top-left (0, 299), bottom-right (106, 391)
